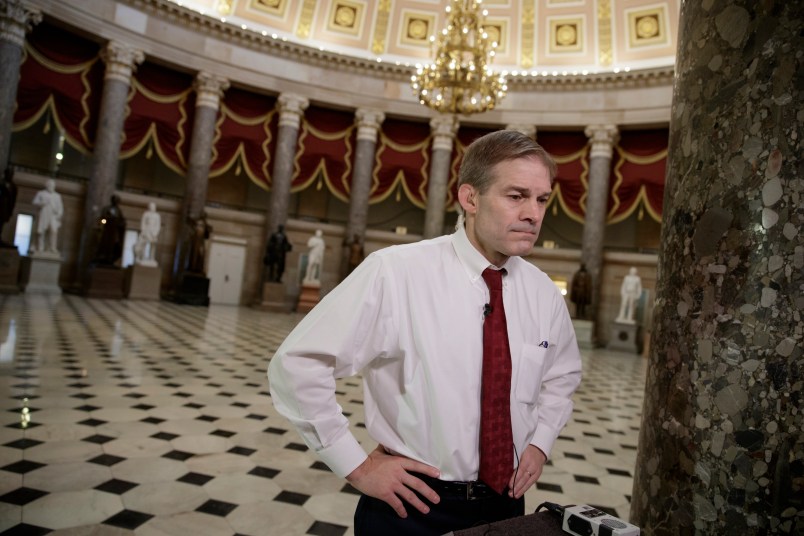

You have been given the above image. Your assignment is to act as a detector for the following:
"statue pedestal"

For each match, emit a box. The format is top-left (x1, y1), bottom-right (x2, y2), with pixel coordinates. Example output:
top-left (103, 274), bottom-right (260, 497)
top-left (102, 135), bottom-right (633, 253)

top-left (607, 321), bottom-right (640, 354)
top-left (20, 253), bottom-right (62, 294)
top-left (296, 282), bottom-right (321, 313)
top-left (572, 319), bottom-right (595, 349)
top-left (125, 264), bottom-right (162, 300)
top-left (170, 273), bottom-right (210, 306)
top-left (256, 281), bottom-right (291, 312)
top-left (0, 247), bottom-right (21, 294)
top-left (86, 265), bottom-right (125, 299)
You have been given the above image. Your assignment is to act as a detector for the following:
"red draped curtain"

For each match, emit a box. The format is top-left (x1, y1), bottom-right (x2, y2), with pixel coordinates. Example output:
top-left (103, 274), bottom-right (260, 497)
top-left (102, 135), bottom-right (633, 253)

top-left (13, 22), bottom-right (103, 153)
top-left (372, 119), bottom-right (431, 208)
top-left (292, 106), bottom-right (355, 201)
top-left (119, 62), bottom-right (194, 175)
top-left (210, 87), bottom-right (277, 190)
top-left (538, 132), bottom-right (589, 223)
top-left (610, 130), bottom-right (667, 223)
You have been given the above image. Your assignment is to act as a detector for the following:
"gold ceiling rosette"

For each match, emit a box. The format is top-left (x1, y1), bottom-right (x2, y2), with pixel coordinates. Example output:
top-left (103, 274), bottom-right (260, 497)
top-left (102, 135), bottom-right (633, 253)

top-left (410, 0), bottom-right (507, 115)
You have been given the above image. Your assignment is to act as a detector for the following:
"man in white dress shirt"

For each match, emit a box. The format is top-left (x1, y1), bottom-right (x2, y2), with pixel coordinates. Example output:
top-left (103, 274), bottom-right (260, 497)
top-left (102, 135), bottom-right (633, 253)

top-left (268, 130), bottom-right (582, 535)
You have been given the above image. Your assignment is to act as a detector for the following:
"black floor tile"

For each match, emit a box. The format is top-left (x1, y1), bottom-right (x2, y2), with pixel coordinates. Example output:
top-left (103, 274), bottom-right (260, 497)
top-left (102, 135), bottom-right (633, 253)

top-left (196, 499), bottom-right (238, 517)
top-left (274, 490), bottom-right (310, 506)
top-left (103, 509), bottom-right (154, 530)
top-left (178, 472), bottom-right (215, 486)
top-left (307, 520), bottom-right (348, 536)
top-left (1, 460), bottom-right (45, 474)
top-left (95, 478), bottom-right (139, 494)
top-left (0, 486), bottom-right (49, 505)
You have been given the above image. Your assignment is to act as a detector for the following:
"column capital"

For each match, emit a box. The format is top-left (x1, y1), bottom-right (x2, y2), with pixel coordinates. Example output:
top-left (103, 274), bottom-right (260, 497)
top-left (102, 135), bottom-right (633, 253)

top-left (355, 108), bottom-right (385, 142)
top-left (101, 42), bottom-right (144, 84)
top-left (584, 124), bottom-right (619, 159)
top-left (430, 114), bottom-right (458, 152)
top-left (0, 1), bottom-right (41, 47)
top-left (506, 124), bottom-right (536, 140)
top-left (194, 71), bottom-right (229, 110)
top-left (277, 93), bottom-right (309, 129)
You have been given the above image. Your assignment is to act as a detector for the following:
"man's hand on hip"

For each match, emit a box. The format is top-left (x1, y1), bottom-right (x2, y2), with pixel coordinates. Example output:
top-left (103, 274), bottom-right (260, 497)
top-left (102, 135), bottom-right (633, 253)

top-left (346, 445), bottom-right (441, 518)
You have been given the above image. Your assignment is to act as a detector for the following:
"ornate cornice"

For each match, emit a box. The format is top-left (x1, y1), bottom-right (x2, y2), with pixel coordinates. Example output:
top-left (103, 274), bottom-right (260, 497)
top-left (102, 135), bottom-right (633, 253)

top-left (124, 0), bottom-right (675, 92)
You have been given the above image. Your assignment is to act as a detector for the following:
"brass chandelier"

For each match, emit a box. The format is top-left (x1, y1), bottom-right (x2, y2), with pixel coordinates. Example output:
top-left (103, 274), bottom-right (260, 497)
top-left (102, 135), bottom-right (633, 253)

top-left (410, 0), bottom-right (508, 115)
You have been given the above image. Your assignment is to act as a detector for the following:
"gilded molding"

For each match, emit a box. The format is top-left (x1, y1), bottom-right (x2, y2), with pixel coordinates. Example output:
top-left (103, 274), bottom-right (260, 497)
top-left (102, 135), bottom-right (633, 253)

top-left (598, 0), bottom-right (613, 66)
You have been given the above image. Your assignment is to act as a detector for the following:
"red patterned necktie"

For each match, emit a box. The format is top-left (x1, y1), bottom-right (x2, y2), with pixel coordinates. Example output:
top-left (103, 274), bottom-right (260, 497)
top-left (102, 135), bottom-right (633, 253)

top-left (479, 267), bottom-right (514, 495)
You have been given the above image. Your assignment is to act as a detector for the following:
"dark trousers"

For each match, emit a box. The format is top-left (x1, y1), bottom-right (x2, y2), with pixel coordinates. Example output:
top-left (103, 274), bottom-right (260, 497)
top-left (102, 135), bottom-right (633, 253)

top-left (354, 488), bottom-right (525, 536)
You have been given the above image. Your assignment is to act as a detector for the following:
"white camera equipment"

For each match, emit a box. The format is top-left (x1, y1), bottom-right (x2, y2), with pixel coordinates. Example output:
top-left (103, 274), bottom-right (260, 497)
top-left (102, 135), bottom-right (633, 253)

top-left (561, 504), bottom-right (640, 536)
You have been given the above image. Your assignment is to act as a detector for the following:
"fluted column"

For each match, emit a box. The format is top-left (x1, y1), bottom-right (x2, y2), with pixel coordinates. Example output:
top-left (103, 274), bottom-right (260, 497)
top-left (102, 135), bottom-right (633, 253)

top-left (505, 123), bottom-right (536, 140)
top-left (423, 114), bottom-right (458, 239)
top-left (0, 0), bottom-right (41, 172)
top-left (265, 93), bottom-right (309, 237)
top-left (76, 42), bottom-right (143, 280)
top-left (582, 124), bottom-right (619, 329)
top-left (171, 71), bottom-right (228, 279)
top-left (631, 2), bottom-right (802, 534)
top-left (339, 108), bottom-right (384, 279)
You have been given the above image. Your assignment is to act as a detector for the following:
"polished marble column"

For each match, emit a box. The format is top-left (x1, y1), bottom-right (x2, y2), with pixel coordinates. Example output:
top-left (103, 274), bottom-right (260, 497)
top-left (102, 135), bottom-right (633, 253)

top-left (630, 2), bottom-right (802, 534)
top-left (265, 93), bottom-right (309, 238)
top-left (505, 123), bottom-right (536, 140)
top-left (171, 71), bottom-right (228, 280)
top-left (423, 114), bottom-right (458, 239)
top-left (0, 0), bottom-right (40, 172)
top-left (345, 108), bottom-right (384, 242)
top-left (582, 124), bottom-right (618, 329)
top-left (76, 42), bottom-right (143, 282)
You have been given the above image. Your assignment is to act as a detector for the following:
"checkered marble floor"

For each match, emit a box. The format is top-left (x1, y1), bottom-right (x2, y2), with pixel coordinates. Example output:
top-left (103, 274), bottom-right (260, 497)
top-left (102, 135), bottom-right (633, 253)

top-left (0, 294), bottom-right (647, 535)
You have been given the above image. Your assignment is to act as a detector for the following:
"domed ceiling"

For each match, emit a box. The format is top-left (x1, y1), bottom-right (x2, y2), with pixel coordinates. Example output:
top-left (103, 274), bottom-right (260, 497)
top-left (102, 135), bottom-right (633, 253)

top-left (172, 0), bottom-right (679, 74)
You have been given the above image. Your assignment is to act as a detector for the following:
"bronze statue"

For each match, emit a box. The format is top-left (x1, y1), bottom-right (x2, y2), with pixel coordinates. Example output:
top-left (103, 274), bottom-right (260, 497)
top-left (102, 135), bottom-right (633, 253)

top-left (346, 233), bottom-right (364, 275)
top-left (0, 167), bottom-right (18, 248)
top-left (187, 211), bottom-right (212, 274)
top-left (93, 195), bottom-right (126, 266)
top-left (570, 263), bottom-right (592, 319)
top-left (264, 224), bottom-right (292, 282)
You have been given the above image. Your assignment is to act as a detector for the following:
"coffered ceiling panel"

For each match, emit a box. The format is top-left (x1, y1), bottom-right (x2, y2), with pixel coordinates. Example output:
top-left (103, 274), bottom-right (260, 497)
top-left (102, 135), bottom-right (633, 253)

top-left (184, 0), bottom-right (678, 71)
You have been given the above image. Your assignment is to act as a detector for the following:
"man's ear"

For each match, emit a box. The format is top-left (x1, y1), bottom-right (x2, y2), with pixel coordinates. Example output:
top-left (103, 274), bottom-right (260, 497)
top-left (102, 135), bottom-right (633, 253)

top-left (458, 184), bottom-right (479, 215)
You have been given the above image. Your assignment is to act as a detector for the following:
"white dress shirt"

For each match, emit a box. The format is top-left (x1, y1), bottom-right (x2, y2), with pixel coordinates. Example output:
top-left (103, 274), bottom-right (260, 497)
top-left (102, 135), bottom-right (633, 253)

top-left (268, 226), bottom-right (582, 481)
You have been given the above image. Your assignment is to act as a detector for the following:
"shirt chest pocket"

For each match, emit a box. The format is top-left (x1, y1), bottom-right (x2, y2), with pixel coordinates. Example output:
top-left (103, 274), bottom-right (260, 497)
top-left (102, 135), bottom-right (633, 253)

top-left (515, 343), bottom-right (549, 404)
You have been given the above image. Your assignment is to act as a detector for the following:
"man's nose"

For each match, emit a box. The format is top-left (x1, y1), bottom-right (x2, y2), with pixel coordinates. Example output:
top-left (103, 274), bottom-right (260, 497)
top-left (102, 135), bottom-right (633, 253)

top-left (521, 198), bottom-right (541, 222)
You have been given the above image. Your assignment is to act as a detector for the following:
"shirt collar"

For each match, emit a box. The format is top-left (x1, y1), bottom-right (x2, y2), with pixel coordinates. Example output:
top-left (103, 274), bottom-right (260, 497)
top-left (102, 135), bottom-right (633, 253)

top-left (451, 225), bottom-right (509, 283)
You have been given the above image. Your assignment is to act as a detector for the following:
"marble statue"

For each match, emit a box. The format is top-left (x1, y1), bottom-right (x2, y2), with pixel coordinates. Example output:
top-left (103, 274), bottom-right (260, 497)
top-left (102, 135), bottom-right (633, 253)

top-left (31, 179), bottom-right (63, 255)
top-left (616, 267), bottom-right (642, 324)
top-left (133, 202), bottom-right (161, 267)
top-left (303, 229), bottom-right (325, 284)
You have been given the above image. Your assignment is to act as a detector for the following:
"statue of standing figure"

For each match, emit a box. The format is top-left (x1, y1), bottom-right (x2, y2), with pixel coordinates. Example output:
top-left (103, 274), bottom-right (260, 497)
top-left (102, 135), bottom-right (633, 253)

top-left (616, 267), bottom-right (642, 324)
top-left (346, 233), bottom-right (364, 276)
top-left (570, 263), bottom-right (592, 320)
top-left (264, 224), bottom-right (292, 282)
top-left (303, 229), bottom-right (325, 284)
top-left (93, 195), bottom-right (126, 266)
top-left (133, 202), bottom-right (161, 267)
top-left (0, 167), bottom-right (18, 248)
top-left (31, 179), bottom-right (64, 255)
top-left (186, 211), bottom-right (212, 275)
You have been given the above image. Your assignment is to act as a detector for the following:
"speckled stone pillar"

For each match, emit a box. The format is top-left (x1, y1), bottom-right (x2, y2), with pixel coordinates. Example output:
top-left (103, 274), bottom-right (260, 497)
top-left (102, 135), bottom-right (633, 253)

top-left (340, 108), bottom-right (383, 277)
top-left (423, 114), bottom-right (458, 239)
top-left (265, 93), bottom-right (309, 237)
top-left (76, 42), bottom-right (143, 282)
top-left (631, 3), bottom-right (802, 535)
top-left (171, 71), bottom-right (228, 279)
top-left (0, 0), bottom-right (40, 172)
top-left (505, 123), bottom-right (536, 140)
top-left (582, 124), bottom-right (618, 332)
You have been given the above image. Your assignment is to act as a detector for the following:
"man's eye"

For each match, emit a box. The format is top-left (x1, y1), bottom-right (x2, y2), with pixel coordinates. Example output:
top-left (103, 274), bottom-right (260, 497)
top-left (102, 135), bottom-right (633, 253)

top-left (509, 194), bottom-right (522, 201)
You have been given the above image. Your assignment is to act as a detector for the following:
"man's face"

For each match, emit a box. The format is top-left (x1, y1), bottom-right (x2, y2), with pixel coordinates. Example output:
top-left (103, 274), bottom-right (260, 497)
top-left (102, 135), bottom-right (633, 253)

top-left (459, 156), bottom-right (552, 266)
